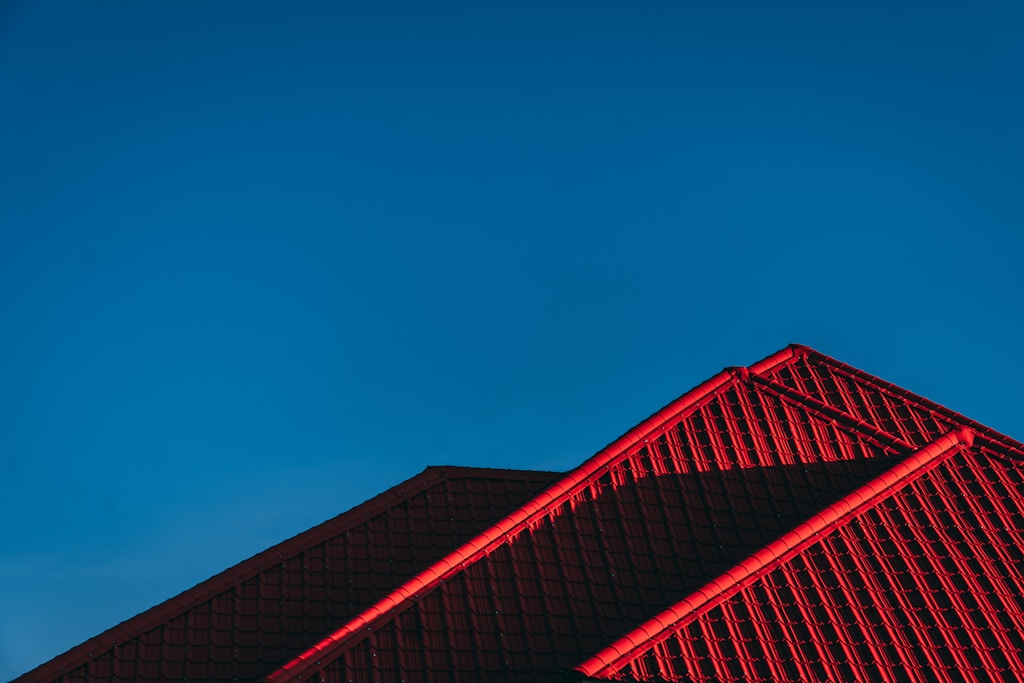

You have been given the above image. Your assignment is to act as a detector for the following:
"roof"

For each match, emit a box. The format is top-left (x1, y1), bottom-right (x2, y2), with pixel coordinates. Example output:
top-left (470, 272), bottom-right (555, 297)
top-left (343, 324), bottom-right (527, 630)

top-left (17, 344), bottom-right (1024, 683)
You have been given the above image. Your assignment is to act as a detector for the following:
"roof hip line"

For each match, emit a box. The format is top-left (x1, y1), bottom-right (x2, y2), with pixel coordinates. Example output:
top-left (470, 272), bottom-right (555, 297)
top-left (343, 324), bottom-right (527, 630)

top-left (574, 427), bottom-right (976, 679)
top-left (263, 346), bottom-right (805, 683)
top-left (803, 347), bottom-right (1024, 460)
top-left (745, 371), bottom-right (914, 453)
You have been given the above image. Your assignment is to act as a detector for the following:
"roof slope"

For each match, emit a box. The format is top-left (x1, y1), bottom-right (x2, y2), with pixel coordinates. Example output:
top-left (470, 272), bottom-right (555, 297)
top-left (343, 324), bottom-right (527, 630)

top-left (577, 429), bottom-right (1024, 682)
top-left (15, 467), bottom-right (561, 683)
top-left (573, 349), bottom-right (1024, 681)
top-left (18, 345), bottom-right (1024, 683)
top-left (579, 351), bottom-right (1024, 682)
top-left (577, 430), bottom-right (999, 679)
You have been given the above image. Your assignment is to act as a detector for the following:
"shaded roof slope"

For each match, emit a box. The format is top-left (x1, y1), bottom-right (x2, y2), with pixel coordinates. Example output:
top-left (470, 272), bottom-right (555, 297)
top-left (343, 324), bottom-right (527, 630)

top-left (15, 467), bottom-right (561, 683)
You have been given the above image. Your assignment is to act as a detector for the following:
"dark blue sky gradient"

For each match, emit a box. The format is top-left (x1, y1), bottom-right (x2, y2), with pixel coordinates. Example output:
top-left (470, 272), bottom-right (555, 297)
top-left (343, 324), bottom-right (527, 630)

top-left (2, 2), bottom-right (1023, 678)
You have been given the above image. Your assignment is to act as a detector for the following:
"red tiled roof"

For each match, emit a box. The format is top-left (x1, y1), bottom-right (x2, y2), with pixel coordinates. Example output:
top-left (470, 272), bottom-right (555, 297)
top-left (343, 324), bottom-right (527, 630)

top-left (19, 345), bottom-right (1024, 683)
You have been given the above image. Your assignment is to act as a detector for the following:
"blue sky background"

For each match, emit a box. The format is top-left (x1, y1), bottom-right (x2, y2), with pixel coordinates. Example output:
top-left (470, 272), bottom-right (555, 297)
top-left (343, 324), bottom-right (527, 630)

top-left (2, 2), bottom-right (1023, 679)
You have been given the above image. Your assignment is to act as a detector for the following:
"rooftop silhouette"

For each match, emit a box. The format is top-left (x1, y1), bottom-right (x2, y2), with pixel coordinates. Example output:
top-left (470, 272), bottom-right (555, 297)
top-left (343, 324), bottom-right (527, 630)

top-left (18, 345), bottom-right (1024, 683)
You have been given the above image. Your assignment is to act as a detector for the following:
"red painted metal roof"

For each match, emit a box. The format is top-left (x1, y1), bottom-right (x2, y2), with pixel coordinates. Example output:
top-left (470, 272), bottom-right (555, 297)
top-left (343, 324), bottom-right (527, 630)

top-left (19, 345), bottom-right (1024, 683)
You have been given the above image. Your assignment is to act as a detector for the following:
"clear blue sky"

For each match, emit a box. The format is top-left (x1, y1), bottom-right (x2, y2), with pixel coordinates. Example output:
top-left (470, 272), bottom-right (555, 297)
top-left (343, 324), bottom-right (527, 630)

top-left (2, 2), bottom-right (1022, 679)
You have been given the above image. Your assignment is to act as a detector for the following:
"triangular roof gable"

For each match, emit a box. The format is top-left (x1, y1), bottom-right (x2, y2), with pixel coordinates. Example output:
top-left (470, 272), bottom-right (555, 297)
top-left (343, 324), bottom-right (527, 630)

top-left (268, 344), bottom-right (977, 682)
top-left (17, 467), bottom-right (560, 683)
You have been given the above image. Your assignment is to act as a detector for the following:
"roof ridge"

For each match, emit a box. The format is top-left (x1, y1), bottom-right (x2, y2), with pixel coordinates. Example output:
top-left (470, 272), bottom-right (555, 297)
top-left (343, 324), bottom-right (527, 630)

top-left (574, 427), bottom-right (976, 679)
top-left (17, 466), bottom-right (461, 683)
top-left (263, 345), bottom-right (806, 683)
top-left (423, 465), bottom-right (564, 478)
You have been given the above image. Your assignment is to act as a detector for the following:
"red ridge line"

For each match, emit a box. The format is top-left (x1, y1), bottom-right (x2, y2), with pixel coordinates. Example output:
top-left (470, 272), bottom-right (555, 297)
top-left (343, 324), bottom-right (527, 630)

top-left (575, 427), bottom-right (975, 679)
top-left (263, 345), bottom-right (805, 683)
top-left (17, 466), bottom-right (555, 683)
top-left (745, 371), bottom-right (914, 453)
